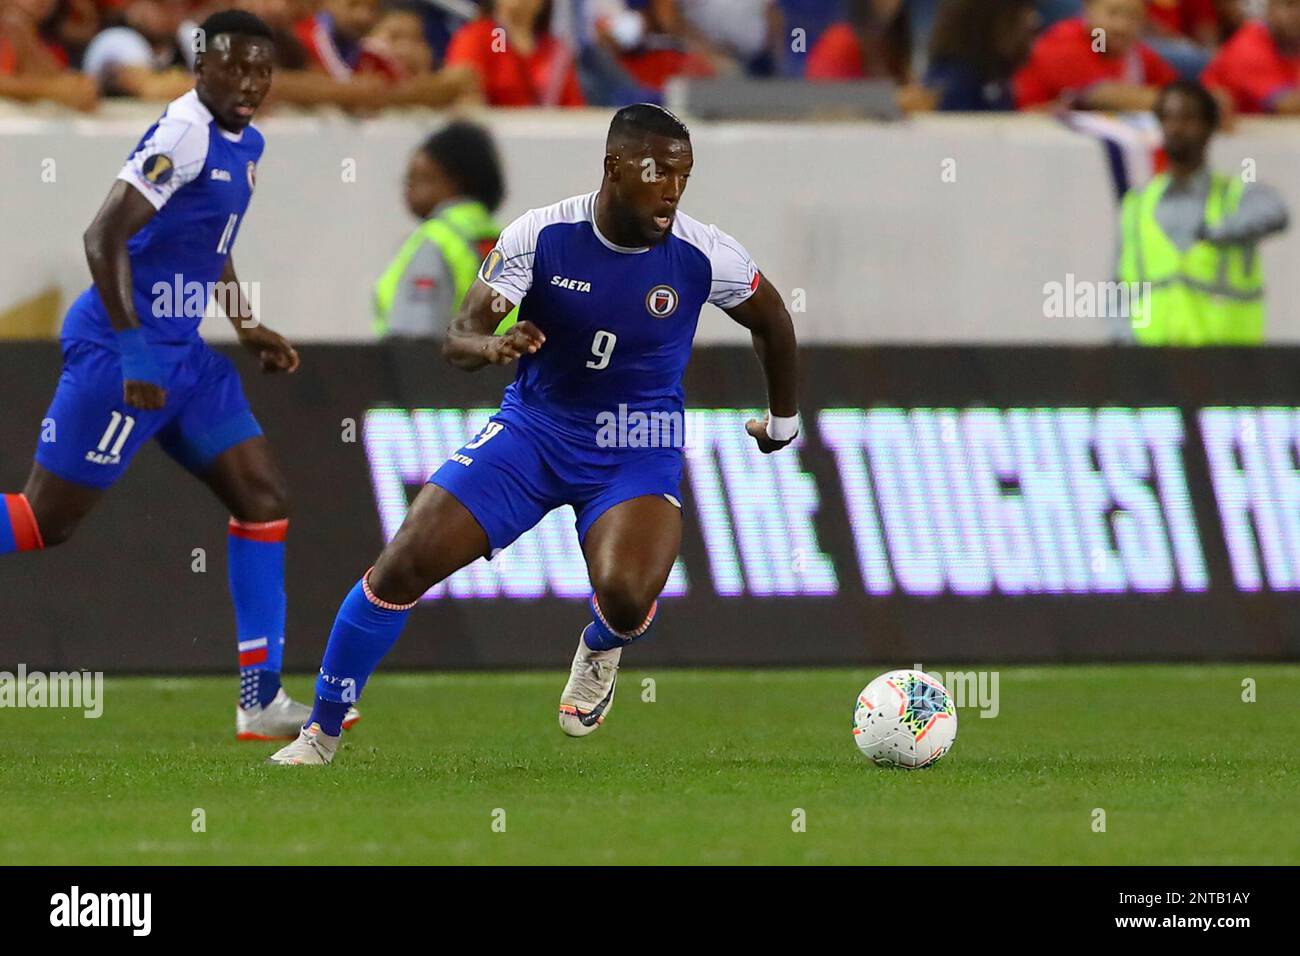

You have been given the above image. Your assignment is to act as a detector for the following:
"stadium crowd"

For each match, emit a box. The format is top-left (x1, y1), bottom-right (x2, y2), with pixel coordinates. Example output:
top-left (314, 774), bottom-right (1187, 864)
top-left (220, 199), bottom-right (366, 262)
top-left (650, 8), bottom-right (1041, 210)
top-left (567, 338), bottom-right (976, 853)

top-left (0, 0), bottom-right (1297, 114)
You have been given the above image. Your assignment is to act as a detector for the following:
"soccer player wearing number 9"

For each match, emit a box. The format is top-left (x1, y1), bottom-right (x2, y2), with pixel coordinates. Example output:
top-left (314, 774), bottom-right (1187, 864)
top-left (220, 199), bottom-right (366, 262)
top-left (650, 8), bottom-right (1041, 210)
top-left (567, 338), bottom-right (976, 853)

top-left (0, 11), bottom-right (357, 742)
top-left (270, 104), bottom-right (801, 765)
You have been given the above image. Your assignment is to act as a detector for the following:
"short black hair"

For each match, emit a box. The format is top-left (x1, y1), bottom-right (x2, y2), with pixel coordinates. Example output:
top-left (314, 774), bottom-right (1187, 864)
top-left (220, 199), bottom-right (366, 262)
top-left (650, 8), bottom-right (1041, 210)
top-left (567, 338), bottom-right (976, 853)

top-left (196, 9), bottom-right (275, 49)
top-left (420, 121), bottom-right (505, 212)
top-left (606, 103), bottom-right (691, 150)
top-left (1155, 80), bottom-right (1220, 130)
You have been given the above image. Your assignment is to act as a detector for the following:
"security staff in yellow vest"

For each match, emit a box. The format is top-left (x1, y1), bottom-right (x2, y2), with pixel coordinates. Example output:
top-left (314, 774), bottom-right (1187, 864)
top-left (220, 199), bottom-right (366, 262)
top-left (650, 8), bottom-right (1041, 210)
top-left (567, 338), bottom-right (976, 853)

top-left (1116, 80), bottom-right (1289, 345)
top-left (374, 121), bottom-right (517, 338)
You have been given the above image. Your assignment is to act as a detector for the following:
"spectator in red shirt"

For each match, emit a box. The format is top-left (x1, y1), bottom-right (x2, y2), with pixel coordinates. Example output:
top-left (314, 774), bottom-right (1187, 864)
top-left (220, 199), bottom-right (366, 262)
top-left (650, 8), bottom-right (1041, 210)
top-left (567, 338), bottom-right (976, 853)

top-left (1201, 0), bottom-right (1300, 113)
top-left (0, 0), bottom-right (98, 108)
top-left (1, 0), bottom-right (72, 74)
top-left (806, 0), bottom-right (912, 84)
top-left (1014, 0), bottom-right (1178, 110)
top-left (279, 0), bottom-right (475, 108)
top-left (41, 0), bottom-right (100, 69)
top-left (587, 2), bottom-right (712, 96)
top-left (446, 0), bottom-right (584, 106)
top-left (805, 0), bottom-right (939, 110)
top-left (1146, 0), bottom-right (1219, 42)
top-left (358, 7), bottom-right (433, 80)
top-left (295, 0), bottom-right (378, 78)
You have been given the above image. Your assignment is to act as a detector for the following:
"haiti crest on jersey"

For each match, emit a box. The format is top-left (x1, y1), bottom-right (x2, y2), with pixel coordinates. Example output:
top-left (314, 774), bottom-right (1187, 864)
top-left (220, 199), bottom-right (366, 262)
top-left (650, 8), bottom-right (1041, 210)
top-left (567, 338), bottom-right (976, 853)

top-left (645, 284), bottom-right (678, 318)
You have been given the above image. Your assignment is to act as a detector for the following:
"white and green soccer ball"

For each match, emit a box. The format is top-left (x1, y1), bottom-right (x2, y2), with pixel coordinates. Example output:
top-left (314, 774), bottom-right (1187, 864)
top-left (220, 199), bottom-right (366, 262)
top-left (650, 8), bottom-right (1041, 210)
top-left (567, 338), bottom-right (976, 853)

top-left (853, 669), bottom-right (958, 769)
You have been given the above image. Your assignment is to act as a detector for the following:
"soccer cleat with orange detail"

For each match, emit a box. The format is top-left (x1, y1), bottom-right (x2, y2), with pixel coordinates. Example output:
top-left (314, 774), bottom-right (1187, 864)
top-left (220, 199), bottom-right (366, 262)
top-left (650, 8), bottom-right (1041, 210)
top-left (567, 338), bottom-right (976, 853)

top-left (558, 633), bottom-right (620, 737)
top-left (236, 687), bottom-right (360, 741)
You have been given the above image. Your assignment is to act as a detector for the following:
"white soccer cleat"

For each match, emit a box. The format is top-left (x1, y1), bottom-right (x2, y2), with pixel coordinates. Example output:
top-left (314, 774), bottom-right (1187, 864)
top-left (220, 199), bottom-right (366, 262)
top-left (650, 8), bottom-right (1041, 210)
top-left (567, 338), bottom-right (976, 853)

top-left (236, 687), bottom-right (360, 741)
top-left (237, 687), bottom-right (311, 741)
top-left (558, 634), bottom-right (621, 737)
top-left (266, 722), bottom-right (339, 765)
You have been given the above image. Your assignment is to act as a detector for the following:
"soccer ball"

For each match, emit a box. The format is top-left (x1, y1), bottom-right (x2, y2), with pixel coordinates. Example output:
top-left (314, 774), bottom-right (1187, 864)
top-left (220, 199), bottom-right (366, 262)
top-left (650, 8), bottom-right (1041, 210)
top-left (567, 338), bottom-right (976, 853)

top-left (853, 669), bottom-right (957, 769)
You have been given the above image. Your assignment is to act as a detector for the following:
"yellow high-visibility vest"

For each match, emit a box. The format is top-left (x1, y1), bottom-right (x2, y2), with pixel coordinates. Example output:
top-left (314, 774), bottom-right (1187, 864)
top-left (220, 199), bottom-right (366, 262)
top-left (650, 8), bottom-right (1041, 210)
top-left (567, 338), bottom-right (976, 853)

top-left (373, 199), bottom-right (517, 337)
top-left (1118, 172), bottom-right (1264, 345)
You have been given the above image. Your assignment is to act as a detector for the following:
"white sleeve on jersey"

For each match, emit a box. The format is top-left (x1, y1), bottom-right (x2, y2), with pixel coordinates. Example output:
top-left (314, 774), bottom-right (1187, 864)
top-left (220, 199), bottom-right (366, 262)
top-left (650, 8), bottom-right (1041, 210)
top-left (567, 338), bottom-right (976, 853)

top-left (116, 112), bottom-right (210, 211)
top-left (479, 208), bottom-right (538, 306)
top-left (705, 225), bottom-right (761, 310)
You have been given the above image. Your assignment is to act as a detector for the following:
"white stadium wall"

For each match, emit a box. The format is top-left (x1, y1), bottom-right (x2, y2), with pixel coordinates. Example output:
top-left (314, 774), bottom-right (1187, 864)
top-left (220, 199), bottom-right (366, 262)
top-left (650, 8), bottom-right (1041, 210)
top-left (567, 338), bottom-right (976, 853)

top-left (2, 106), bottom-right (1299, 344)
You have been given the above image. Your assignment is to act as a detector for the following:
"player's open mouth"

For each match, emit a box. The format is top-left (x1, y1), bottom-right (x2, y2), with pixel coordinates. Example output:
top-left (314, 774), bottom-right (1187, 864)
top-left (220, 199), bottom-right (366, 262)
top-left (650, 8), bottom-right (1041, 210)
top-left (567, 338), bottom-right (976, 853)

top-left (652, 214), bottom-right (672, 231)
top-left (234, 104), bottom-right (256, 118)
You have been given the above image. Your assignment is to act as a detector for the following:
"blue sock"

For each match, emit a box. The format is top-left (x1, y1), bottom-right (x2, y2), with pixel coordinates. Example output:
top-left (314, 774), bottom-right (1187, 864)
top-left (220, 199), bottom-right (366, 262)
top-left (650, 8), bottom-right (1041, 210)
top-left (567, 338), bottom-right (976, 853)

top-left (229, 518), bottom-right (288, 709)
top-left (309, 573), bottom-right (415, 735)
top-left (583, 593), bottom-right (658, 651)
top-left (1, 494), bottom-right (43, 554)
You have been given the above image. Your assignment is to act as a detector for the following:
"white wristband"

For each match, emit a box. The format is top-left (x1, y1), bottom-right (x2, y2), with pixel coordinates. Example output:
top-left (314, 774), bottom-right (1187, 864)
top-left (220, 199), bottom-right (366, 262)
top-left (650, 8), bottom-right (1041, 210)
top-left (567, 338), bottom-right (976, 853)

top-left (766, 412), bottom-right (800, 442)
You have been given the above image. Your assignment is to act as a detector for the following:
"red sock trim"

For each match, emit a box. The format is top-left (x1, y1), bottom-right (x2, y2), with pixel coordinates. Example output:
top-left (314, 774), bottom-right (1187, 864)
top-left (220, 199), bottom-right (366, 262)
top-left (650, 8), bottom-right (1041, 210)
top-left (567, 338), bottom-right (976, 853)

top-left (228, 517), bottom-right (289, 543)
top-left (362, 568), bottom-right (419, 611)
top-left (5, 494), bottom-right (43, 551)
top-left (593, 594), bottom-right (657, 639)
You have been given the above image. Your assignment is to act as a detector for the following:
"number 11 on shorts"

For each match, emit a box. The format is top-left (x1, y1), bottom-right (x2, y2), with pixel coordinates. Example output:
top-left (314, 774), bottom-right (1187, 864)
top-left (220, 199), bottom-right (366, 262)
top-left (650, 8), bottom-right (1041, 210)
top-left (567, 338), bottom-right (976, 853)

top-left (98, 411), bottom-right (136, 457)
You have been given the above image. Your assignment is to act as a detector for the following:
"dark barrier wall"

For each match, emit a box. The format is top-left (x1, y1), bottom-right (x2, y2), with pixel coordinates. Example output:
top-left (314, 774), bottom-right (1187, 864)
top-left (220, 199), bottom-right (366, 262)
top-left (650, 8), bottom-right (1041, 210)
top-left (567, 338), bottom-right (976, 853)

top-left (3, 342), bottom-right (1300, 672)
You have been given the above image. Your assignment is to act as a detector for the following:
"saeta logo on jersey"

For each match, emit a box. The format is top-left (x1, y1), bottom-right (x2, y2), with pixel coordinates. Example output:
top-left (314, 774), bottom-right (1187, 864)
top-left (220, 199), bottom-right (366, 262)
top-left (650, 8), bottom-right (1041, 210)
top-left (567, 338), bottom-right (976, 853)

top-left (551, 275), bottom-right (592, 292)
top-left (646, 285), bottom-right (678, 318)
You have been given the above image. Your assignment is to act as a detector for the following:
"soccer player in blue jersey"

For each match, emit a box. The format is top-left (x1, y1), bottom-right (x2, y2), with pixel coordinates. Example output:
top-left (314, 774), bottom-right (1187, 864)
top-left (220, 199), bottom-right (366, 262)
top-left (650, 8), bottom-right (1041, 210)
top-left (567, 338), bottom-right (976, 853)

top-left (0, 9), bottom-right (356, 741)
top-left (270, 103), bottom-right (800, 765)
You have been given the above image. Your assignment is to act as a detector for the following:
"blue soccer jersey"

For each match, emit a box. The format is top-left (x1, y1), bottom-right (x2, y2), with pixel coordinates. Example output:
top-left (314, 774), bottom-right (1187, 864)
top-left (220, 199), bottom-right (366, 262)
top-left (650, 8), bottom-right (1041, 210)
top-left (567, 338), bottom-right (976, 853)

top-left (62, 89), bottom-right (264, 349)
top-left (36, 90), bottom-right (266, 489)
top-left (478, 191), bottom-right (760, 445)
top-left (429, 192), bottom-right (761, 552)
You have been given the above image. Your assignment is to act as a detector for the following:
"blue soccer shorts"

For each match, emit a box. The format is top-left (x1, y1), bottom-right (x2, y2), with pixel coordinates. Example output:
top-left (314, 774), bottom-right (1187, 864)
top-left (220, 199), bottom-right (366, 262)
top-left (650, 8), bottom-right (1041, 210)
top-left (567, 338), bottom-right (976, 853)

top-left (34, 338), bottom-right (263, 489)
top-left (428, 409), bottom-right (684, 555)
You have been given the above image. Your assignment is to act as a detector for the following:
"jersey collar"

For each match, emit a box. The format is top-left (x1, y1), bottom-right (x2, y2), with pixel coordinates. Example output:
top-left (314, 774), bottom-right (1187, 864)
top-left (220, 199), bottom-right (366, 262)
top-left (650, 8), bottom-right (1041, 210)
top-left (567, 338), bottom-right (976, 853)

top-left (588, 192), bottom-right (650, 255)
top-left (182, 89), bottom-right (245, 143)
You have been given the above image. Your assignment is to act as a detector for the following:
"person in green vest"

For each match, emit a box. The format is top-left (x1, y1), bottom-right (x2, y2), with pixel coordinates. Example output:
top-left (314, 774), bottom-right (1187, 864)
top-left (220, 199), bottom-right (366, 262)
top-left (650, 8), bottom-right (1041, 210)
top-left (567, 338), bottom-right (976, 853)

top-left (1116, 80), bottom-right (1289, 345)
top-left (374, 120), bottom-right (518, 339)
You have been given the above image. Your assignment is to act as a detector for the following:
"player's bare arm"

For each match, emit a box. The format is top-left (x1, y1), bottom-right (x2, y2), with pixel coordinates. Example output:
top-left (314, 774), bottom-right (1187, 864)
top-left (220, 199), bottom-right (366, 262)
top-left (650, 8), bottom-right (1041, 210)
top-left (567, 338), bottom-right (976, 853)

top-left (726, 273), bottom-right (801, 453)
top-left (443, 279), bottom-right (544, 370)
top-left (82, 180), bottom-right (165, 410)
top-left (220, 256), bottom-right (300, 374)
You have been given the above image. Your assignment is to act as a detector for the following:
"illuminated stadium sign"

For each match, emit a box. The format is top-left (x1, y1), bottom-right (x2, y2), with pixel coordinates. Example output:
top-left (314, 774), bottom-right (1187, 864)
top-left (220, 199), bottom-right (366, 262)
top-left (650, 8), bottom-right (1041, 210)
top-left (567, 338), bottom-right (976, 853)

top-left (363, 404), bottom-right (1300, 601)
top-left (7, 343), bottom-right (1300, 668)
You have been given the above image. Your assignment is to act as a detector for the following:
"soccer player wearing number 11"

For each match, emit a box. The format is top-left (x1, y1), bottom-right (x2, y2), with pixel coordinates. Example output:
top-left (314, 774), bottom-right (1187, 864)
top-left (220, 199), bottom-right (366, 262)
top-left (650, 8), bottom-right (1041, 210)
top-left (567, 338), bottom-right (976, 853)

top-left (270, 104), bottom-right (801, 765)
top-left (0, 11), bottom-right (357, 741)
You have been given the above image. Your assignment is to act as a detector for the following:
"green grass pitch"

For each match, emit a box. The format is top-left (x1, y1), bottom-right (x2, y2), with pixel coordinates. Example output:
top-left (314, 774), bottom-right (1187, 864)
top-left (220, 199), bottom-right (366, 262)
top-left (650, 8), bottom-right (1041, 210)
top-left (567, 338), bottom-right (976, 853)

top-left (1, 665), bottom-right (1296, 865)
